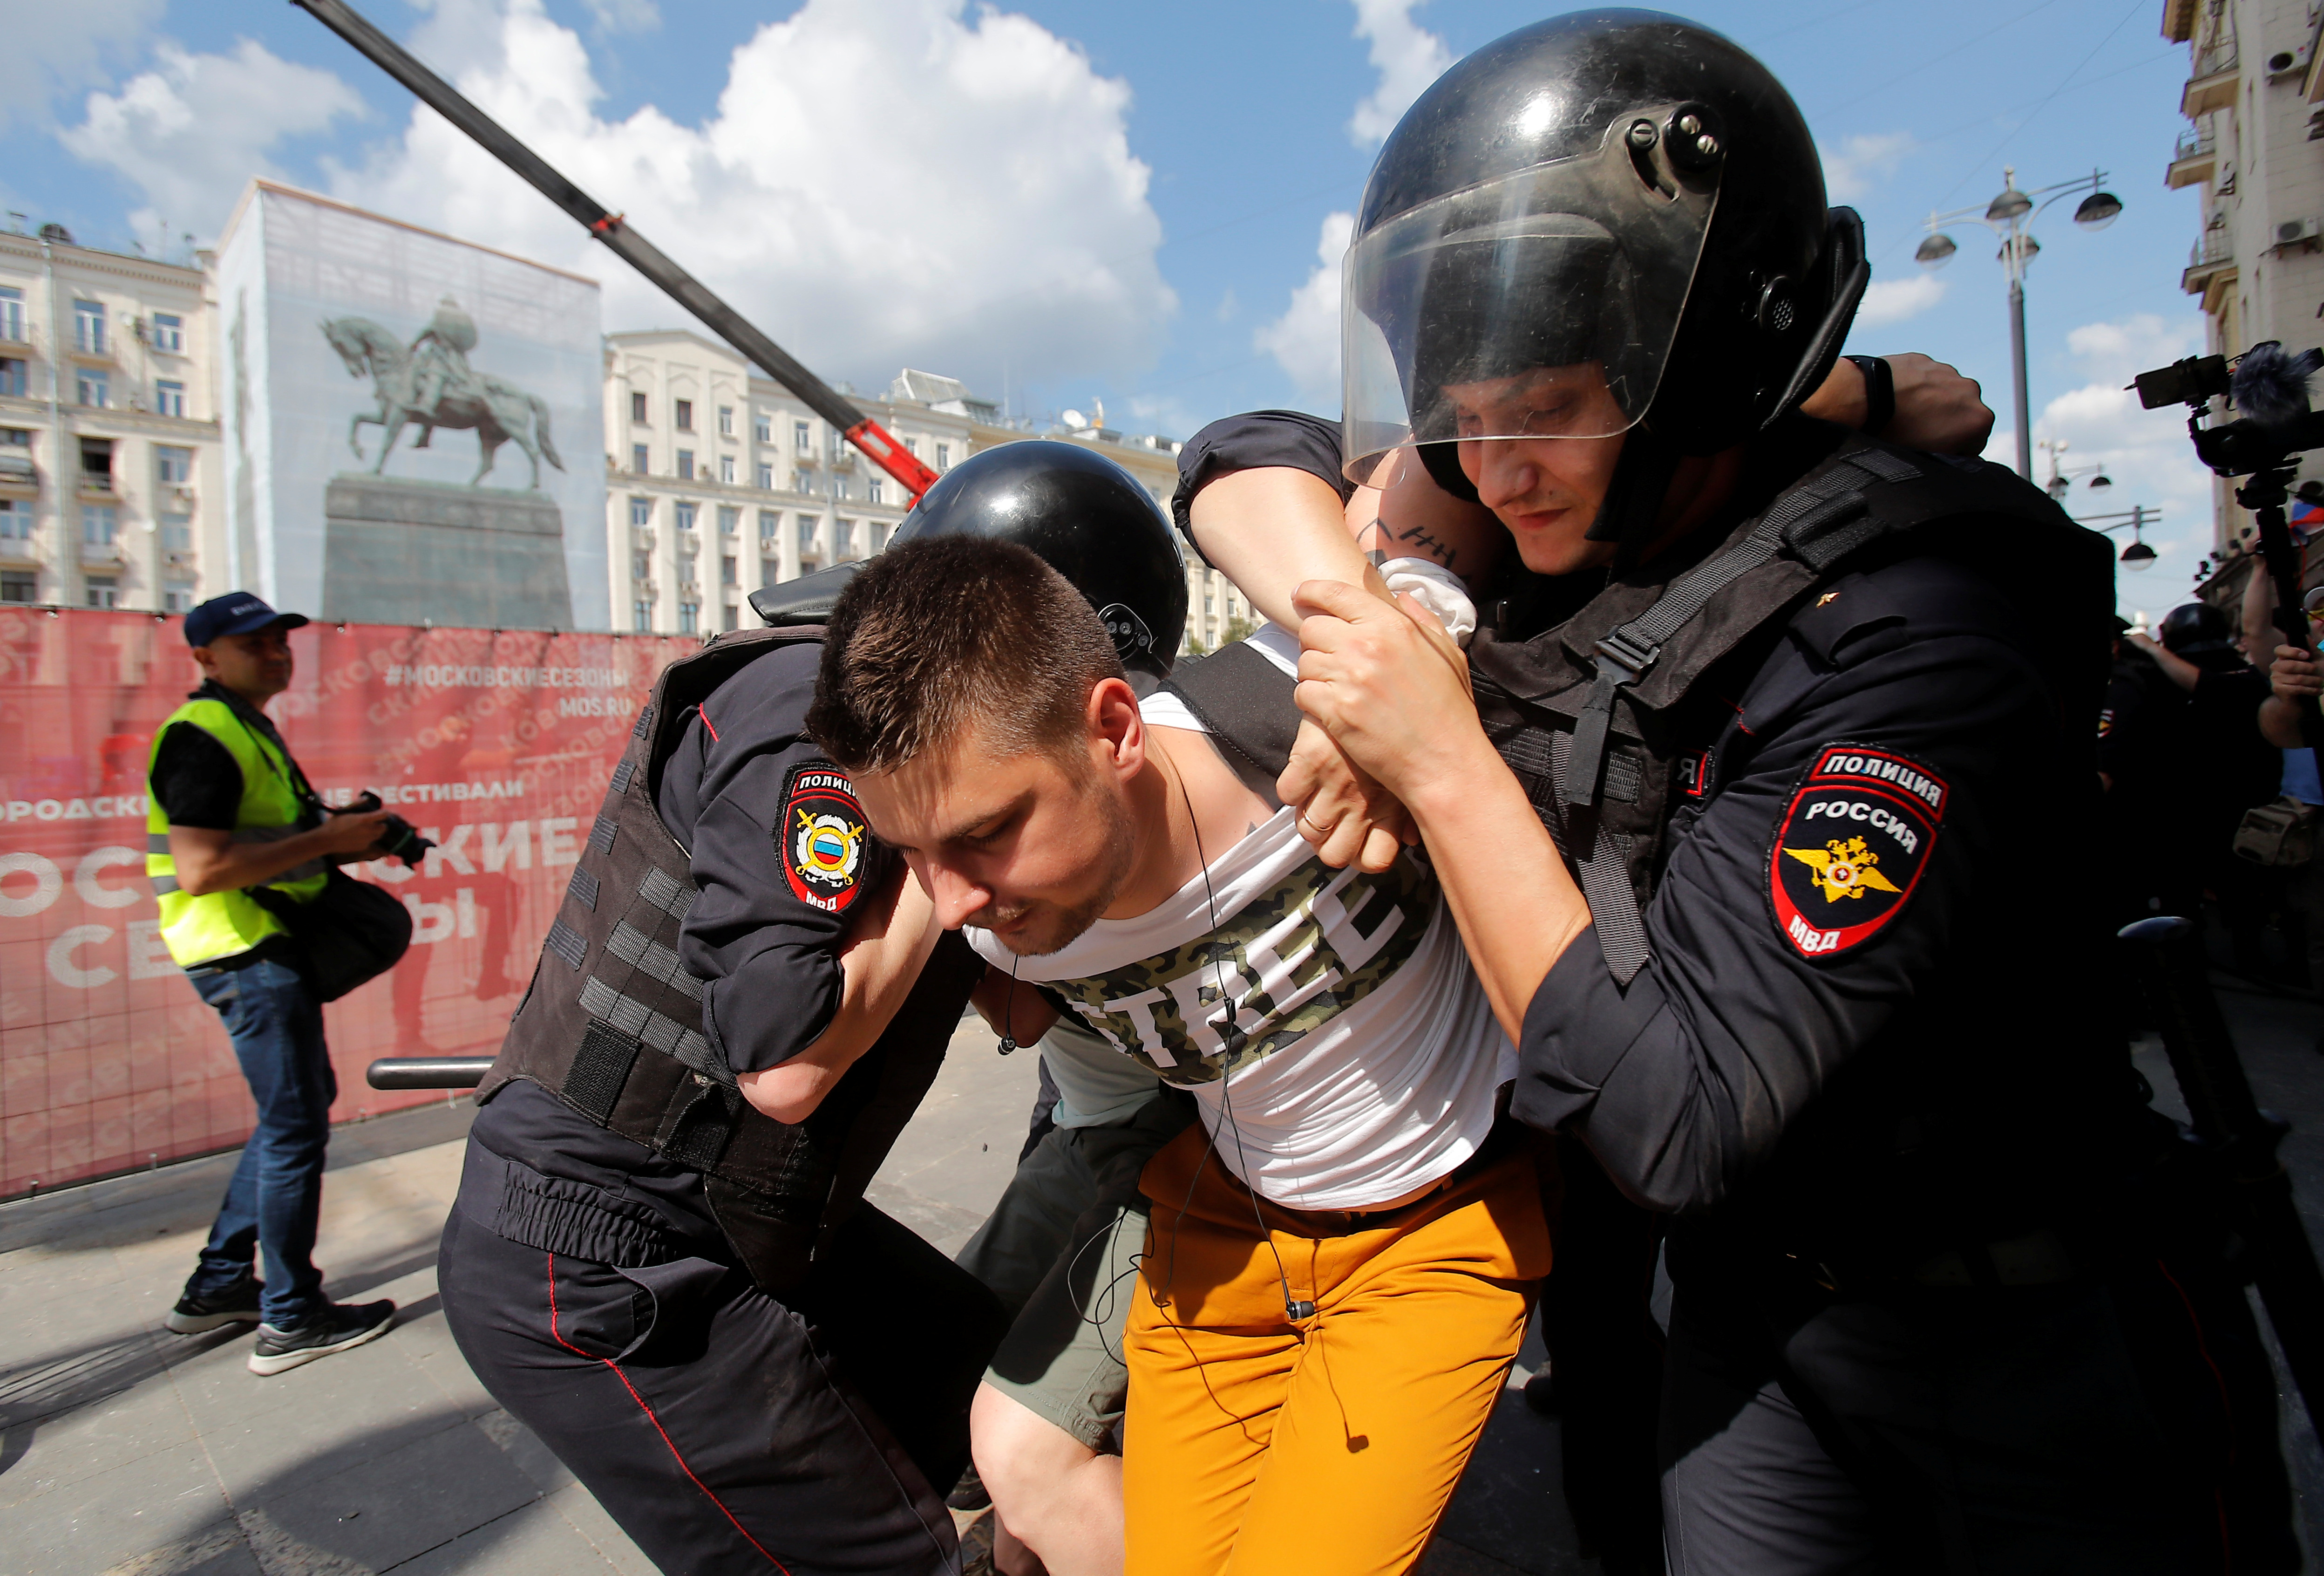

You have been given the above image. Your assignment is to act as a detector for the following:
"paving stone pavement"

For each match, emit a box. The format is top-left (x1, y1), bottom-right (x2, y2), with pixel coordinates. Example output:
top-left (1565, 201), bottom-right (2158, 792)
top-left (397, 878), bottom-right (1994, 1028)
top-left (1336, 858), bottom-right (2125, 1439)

top-left (10, 981), bottom-right (2317, 1575)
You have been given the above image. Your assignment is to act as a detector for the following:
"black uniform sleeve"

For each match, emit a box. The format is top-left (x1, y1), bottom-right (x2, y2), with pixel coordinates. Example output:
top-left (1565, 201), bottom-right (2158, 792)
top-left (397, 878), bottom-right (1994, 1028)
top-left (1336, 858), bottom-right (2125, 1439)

top-left (1171, 410), bottom-right (1352, 565)
top-left (1511, 554), bottom-right (2067, 1213)
top-left (655, 643), bottom-right (898, 1077)
top-left (148, 721), bottom-right (244, 830)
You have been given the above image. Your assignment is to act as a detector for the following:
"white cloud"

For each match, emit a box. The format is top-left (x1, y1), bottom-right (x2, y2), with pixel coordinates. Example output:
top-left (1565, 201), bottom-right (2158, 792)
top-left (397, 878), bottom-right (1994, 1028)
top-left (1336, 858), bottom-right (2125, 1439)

top-left (58, 41), bottom-right (366, 248)
top-left (1255, 211), bottom-right (1356, 406)
top-left (1981, 314), bottom-right (2217, 619)
top-left (582, 0), bottom-right (660, 32)
top-left (1346, 0), bottom-right (1454, 146)
top-left (0, 0), bottom-right (163, 130)
top-left (1819, 131), bottom-right (1915, 201)
top-left (1854, 273), bottom-right (1948, 328)
top-left (319, 0), bottom-right (1173, 395)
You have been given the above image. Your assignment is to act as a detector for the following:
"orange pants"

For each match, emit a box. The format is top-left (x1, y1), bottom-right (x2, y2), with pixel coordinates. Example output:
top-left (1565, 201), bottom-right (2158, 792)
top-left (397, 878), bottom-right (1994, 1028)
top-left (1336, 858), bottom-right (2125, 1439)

top-left (1121, 1125), bottom-right (1553, 1576)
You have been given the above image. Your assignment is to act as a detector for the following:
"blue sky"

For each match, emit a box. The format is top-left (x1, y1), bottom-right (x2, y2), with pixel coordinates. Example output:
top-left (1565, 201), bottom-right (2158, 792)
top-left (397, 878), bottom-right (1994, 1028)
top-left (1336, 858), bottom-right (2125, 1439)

top-left (11, 0), bottom-right (2209, 614)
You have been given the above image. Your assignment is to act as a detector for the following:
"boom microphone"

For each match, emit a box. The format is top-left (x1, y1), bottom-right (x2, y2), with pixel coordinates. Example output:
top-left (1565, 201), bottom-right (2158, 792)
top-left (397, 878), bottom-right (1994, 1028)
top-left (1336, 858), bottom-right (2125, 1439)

top-left (2229, 341), bottom-right (2324, 439)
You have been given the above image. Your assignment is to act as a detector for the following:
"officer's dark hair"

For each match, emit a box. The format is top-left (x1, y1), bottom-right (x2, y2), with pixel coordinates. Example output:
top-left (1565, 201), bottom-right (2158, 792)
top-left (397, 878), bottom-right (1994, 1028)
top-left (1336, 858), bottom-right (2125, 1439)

top-left (809, 534), bottom-right (1127, 776)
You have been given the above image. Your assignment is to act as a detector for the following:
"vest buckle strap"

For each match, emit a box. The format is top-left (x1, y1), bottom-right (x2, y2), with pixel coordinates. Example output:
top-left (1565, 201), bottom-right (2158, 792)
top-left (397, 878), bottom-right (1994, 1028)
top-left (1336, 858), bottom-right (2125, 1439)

top-left (1561, 639), bottom-right (1655, 807)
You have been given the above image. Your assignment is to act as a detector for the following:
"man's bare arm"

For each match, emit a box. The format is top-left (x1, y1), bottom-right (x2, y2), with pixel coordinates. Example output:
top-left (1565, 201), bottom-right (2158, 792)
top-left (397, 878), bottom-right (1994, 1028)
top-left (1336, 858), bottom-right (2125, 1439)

top-left (738, 866), bottom-right (942, 1125)
top-left (167, 812), bottom-right (395, 897)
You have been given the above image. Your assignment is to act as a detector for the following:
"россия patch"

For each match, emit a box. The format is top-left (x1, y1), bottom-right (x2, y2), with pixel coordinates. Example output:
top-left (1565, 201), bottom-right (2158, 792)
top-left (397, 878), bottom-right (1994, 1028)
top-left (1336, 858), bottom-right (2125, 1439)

top-left (1768, 744), bottom-right (1945, 959)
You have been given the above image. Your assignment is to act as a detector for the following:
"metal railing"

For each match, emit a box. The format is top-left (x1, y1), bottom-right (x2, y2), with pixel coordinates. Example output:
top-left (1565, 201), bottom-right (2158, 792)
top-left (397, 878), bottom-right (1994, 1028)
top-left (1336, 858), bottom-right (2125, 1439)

top-left (2190, 230), bottom-right (2234, 266)
top-left (2175, 128), bottom-right (2216, 162)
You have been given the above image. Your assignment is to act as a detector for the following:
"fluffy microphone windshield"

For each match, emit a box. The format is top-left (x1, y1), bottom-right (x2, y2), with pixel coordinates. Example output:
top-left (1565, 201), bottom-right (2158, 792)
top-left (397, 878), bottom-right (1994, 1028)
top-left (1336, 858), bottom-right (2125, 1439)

top-left (2231, 341), bottom-right (2324, 436)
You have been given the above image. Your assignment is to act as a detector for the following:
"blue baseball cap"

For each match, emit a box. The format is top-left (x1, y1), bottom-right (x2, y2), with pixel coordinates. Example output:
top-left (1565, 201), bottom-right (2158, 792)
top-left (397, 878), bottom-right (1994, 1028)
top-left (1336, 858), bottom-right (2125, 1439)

top-left (184, 592), bottom-right (309, 648)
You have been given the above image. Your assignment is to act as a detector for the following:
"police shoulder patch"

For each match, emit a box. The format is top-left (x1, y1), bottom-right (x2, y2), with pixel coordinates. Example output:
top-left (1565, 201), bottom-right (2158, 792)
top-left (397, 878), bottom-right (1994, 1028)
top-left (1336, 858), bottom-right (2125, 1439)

top-left (780, 761), bottom-right (871, 914)
top-left (1767, 743), bottom-right (1945, 960)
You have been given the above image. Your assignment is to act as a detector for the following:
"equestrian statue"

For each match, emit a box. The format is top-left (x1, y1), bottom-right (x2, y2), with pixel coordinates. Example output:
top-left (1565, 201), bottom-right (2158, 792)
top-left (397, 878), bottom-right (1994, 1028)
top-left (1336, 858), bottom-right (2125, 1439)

top-left (322, 297), bottom-right (565, 491)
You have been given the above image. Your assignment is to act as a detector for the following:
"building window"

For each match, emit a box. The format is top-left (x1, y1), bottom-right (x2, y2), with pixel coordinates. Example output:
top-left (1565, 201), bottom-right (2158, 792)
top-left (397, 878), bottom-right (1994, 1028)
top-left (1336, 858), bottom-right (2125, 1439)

top-left (629, 495), bottom-right (652, 528)
top-left (0, 288), bottom-right (20, 343)
top-left (677, 450), bottom-right (695, 481)
top-left (150, 313), bottom-right (183, 353)
top-left (634, 599), bottom-right (652, 632)
top-left (720, 555), bottom-right (737, 585)
top-left (160, 513), bottom-right (192, 551)
top-left (717, 406), bottom-right (734, 436)
top-left (761, 556), bottom-right (780, 585)
top-left (156, 445), bottom-right (193, 485)
top-left (718, 505), bottom-right (739, 535)
top-left (1204, 594), bottom-right (1215, 614)
top-left (82, 437), bottom-right (112, 488)
top-left (870, 522), bottom-right (887, 553)
top-left (679, 600), bottom-right (700, 634)
top-left (792, 472), bottom-right (810, 494)
top-left (758, 509), bottom-right (778, 542)
top-left (755, 413), bottom-right (772, 443)
top-left (632, 443), bottom-right (650, 474)
top-left (85, 576), bottom-right (118, 609)
top-left (831, 477), bottom-right (849, 502)
top-left (0, 359), bottom-right (23, 398)
top-left (797, 515), bottom-right (817, 554)
top-left (155, 380), bottom-right (185, 418)
top-left (84, 505), bottom-right (117, 546)
top-left (0, 499), bottom-right (28, 539)
top-left (794, 420), bottom-right (812, 455)
top-left (631, 390), bottom-right (648, 423)
top-left (632, 552), bottom-right (651, 580)
top-left (904, 436), bottom-right (918, 457)
top-left (73, 300), bottom-right (105, 356)
top-left (722, 602), bottom-right (738, 632)
top-left (835, 519), bottom-right (854, 557)
top-left (719, 454), bottom-right (735, 485)
top-left (1, 427), bottom-right (27, 446)
top-left (674, 500), bottom-right (698, 532)
top-left (867, 478), bottom-right (885, 505)
top-left (674, 399), bottom-right (693, 431)
top-left (1, 572), bottom-right (34, 603)
top-left (164, 580), bottom-right (194, 613)
top-left (935, 443), bottom-right (951, 470)
top-left (756, 462), bottom-right (774, 490)
top-left (77, 369), bottom-right (109, 409)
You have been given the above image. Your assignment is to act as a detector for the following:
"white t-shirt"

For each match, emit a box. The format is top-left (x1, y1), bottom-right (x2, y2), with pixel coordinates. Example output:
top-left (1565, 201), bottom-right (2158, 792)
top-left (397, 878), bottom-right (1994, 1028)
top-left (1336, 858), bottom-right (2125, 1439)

top-left (967, 640), bottom-right (1511, 1210)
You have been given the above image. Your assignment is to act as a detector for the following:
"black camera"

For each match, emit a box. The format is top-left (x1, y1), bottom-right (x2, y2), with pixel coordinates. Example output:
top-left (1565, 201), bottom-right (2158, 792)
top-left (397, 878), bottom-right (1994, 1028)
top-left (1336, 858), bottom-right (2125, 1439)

top-left (2134, 344), bottom-right (2324, 478)
top-left (335, 790), bottom-right (437, 865)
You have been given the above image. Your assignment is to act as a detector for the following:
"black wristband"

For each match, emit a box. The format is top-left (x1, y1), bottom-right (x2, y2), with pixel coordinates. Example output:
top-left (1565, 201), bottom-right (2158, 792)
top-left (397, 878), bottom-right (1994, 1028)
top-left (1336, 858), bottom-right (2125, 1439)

top-left (1846, 355), bottom-right (1895, 436)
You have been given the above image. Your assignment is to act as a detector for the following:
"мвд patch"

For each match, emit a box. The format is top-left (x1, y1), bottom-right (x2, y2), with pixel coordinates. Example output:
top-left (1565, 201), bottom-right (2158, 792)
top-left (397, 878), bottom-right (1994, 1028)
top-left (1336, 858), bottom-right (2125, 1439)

top-left (781, 762), bottom-right (870, 914)
top-left (1768, 744), bottom-right (1944, 959)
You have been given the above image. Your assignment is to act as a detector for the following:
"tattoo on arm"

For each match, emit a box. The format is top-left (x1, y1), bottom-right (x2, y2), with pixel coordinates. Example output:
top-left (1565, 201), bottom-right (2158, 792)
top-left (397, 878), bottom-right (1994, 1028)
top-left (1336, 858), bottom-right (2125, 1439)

top-left (1389, 521), bottom-right (1456, 570)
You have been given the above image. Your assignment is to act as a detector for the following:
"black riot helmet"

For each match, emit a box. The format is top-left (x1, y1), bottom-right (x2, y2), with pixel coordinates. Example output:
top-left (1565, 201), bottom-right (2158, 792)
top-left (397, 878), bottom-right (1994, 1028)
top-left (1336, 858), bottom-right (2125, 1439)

top-left (754, 440), bottom-right (1186, 677)
top-left (1342, 11), bottom-right (1868, 516)
top-left (2158, 601), bottom-right (2235, 655)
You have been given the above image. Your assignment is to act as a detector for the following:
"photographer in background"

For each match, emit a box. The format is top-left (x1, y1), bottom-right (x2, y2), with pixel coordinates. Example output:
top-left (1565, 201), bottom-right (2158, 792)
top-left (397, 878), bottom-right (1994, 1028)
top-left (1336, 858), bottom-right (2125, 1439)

top-left (147, 593), bottom-right (403, 1375)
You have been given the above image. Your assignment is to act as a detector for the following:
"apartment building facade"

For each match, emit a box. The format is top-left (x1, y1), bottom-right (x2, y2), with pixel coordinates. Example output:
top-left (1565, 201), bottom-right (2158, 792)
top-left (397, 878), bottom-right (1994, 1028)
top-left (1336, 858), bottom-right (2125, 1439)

top-left (602, 329), bottom-right (1257, 653)
top-left (0, 225), bottom-right (221, 614)
top-left (2169, 0), bottom-right (2324, 554)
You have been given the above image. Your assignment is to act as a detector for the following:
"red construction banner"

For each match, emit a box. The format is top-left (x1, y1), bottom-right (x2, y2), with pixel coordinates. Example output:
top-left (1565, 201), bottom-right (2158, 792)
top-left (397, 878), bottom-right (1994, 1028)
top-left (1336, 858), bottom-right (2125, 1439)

top-left (0, 609), bottom-right (699, 1200)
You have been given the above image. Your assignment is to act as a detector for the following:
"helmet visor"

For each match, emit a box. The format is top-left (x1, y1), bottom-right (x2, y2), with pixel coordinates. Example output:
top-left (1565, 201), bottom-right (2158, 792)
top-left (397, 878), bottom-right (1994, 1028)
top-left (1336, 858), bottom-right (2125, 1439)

top-left (1341, 108), bottom-right (1719, 478)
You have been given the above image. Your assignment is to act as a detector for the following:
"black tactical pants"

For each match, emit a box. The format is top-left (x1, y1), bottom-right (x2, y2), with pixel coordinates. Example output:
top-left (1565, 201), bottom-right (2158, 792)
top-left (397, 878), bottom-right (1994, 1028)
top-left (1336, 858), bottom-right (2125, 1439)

top-left (1657, 1256), bottom-right (2296, 1576)
top-left (440, 1204), bottom-right (1006, 1576)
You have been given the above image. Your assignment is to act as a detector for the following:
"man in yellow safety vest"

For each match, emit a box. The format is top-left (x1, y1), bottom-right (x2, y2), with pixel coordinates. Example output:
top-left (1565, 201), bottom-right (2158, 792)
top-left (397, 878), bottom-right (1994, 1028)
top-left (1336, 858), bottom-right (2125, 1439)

top-left (148, 593), bottom-right (401, 1375)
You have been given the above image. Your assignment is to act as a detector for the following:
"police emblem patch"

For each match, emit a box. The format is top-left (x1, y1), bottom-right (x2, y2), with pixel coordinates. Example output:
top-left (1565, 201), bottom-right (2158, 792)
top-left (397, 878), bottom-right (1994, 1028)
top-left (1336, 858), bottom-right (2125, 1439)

top-left (1768, 744), bottom-right (1945, 959)
top-left (781, 762), bottom-right (871, 914)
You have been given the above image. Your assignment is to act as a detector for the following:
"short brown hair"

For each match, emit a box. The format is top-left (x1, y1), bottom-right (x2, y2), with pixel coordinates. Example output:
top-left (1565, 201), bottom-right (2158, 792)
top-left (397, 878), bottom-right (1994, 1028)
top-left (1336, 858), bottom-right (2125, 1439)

top-left (808, 535), bottom-right (1125, 774)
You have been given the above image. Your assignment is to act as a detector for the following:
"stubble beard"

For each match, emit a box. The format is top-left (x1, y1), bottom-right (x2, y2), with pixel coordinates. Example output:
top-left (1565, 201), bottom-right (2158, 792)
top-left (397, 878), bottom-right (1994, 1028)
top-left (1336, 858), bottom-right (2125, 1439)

top-left (980, 778), bottom-right (1138, 958)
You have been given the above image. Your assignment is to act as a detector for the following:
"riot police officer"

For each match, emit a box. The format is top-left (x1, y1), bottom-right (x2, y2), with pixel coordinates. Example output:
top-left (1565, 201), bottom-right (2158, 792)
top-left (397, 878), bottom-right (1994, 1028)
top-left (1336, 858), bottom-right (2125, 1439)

top-left (436, 441), bottom-right (1185, 1576)
top-left (1197, 13), bottom-right (2297, 1573)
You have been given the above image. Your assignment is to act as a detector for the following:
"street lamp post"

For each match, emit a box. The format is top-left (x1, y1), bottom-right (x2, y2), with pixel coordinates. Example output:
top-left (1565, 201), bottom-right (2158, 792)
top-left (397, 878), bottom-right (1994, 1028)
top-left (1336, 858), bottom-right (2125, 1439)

top-left (2079, 505), bottom-right (2162, 572)
top-left (1915, 169), bottom-right (2124, 481)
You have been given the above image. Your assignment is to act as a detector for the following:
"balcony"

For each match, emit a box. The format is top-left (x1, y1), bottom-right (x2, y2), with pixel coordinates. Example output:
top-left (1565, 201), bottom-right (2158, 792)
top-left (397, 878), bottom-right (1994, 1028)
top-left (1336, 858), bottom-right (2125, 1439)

top-left (0, 453), bottom-right (36, 492)
top-left (77, 472), bottom-right (116, 498)
top-left (2167, 129), bottom-right (2217, 189)
top-left (826, 444), bottom-right (855, 470)
top-left (2183, 232), bottom-right (2237, 310)
top-left (80, 540), bottom-right (122, 567)
top-left (163, 549), bottom-right (196, 570)
top-left (2183, 49), bottom-right (2239, 117)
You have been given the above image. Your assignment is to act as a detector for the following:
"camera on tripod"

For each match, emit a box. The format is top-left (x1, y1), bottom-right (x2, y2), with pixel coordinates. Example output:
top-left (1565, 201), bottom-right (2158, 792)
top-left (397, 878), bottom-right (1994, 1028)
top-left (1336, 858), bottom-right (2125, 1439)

top-left (2134, 343), bottom-right (2324, 478)
top-left (333, 790), bottom-right (437, 866)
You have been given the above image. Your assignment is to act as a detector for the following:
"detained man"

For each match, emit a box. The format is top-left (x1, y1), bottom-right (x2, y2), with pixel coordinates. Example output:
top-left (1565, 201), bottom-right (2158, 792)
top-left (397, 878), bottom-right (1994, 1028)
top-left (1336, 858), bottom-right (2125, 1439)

top-left (809, 535), bottom-right (1549, 1576)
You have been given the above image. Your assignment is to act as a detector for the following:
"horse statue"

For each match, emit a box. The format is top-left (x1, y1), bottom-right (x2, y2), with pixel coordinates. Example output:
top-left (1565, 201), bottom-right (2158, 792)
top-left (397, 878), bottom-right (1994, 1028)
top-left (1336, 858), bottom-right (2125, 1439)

top-left (320, 314), bottom-right (565, 491)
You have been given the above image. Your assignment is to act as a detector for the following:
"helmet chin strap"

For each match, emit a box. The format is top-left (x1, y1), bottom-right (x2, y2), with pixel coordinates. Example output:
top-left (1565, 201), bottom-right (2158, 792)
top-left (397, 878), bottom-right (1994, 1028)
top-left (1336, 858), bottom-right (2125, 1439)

top-left (1583, 423), bottom-right (1684, 575)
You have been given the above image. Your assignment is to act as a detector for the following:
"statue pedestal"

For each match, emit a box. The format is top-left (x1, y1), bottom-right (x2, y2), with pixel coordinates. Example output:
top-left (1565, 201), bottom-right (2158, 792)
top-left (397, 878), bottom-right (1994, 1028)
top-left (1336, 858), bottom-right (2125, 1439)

top-left (323, 475), bottom-right (574, 628)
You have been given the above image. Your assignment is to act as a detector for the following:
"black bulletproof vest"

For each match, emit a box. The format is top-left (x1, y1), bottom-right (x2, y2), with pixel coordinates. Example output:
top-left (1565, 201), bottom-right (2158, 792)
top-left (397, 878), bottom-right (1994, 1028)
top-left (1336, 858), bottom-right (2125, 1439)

top-left (1468, 434), bottom-right (2104, 982)
top-left (479, 626), bottom-right (983, 1295)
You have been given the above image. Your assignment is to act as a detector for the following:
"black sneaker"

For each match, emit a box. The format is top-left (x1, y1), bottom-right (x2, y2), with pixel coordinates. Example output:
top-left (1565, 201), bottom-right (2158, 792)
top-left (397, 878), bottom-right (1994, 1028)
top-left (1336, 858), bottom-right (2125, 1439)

top-left (166, 1271), bottom-right (265, 1334)
top-left (946, 1460), bottom-right (992, 1513)
top-left (246, 1300), bottom-right (396, 1375)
